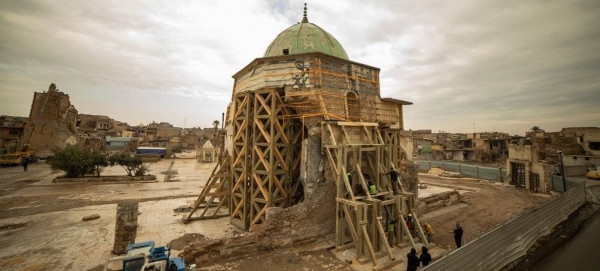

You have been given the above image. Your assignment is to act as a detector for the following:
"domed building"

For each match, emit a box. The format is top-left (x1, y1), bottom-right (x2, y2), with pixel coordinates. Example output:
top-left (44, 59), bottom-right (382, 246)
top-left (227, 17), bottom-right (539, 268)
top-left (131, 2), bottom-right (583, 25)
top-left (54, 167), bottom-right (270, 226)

top-left (187, 5), bottom-right (418, 268)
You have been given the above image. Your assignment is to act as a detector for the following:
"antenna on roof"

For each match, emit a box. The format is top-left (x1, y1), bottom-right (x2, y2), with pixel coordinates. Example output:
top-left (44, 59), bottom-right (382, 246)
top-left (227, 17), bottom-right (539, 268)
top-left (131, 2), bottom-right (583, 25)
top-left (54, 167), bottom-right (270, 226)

top-left (302, 3), bottom-right (308, 23)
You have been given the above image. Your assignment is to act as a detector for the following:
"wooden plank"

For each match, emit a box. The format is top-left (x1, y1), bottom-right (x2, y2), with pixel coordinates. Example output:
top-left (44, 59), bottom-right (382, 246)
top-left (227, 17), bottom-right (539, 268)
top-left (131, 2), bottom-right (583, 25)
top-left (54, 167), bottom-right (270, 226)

top-left (342, 203), bottom-right (360, 247)
top-left (253, 145), bottom-right (271, 172)
top-left (355, 164), bottom-right (372, 200)
top-left (376, 216), bottom-right (395, 260)
top-left (341, 126), bottom-right (352, 144)
top-left (360, 221), bottom-right (378, 266)
top-left (271, 175), bottom-right (288, 198)
top-left (336, 121), bottom-right (379, 127)
top-left (252, 173), bottom-right (270, 202)
top-left (251, 205), bottom-right (268, 225)
top-left (410, 208), bottom-right (428, 246)
top-left (256, 93), bottom-right (272, 116)
top-left (336, 198), bottom-right (364, 207)
top-left (326, 123), bottom-right (338, 146)
top-left (254, 119), bottom-right (271, 144)
top-left (398, 211), bottom-right (417, 249)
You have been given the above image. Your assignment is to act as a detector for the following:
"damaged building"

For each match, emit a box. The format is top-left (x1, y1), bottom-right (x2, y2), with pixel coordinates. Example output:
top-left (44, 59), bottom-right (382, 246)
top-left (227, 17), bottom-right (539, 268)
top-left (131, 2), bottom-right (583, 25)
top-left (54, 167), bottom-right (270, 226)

top-left (184, 5), bottom-right (422, 269)
top-left (21, 83), bottom-right (80, 158)
top-left (0, 115), bottom-right (28, 153)
top-left (506, 127), bottom-right (600, 193)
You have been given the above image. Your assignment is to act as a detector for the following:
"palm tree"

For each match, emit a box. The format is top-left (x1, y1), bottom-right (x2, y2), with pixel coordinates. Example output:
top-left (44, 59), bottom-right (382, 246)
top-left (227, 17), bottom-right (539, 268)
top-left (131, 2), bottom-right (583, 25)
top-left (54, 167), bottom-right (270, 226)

top-left (212, 120), bottom-right (220, 134)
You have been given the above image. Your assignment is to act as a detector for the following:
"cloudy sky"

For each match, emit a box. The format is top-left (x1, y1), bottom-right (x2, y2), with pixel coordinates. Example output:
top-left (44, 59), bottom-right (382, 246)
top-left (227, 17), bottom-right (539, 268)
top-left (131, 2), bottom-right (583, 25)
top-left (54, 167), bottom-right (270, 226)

top-left (1, 0), bottom-right (599, 134)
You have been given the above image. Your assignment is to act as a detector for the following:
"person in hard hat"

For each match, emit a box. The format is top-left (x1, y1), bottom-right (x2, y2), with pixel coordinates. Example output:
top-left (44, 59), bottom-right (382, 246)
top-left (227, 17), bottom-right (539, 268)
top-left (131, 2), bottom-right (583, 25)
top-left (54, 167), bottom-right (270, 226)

top-left (405, 214), bottom-right (415, 238)
top-left (422, 222), bottom-right (435, 244)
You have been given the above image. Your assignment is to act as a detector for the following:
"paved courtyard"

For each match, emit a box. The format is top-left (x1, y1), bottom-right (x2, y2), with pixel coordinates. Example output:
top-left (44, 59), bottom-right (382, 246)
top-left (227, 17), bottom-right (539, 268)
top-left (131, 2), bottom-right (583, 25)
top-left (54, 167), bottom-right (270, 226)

top-left (0, 159), bottom-right (235, 271)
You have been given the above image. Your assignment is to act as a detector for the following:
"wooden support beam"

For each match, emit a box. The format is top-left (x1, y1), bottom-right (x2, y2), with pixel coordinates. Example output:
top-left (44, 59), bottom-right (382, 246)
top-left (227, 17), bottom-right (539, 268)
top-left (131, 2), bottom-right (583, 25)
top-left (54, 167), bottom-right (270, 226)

top-left (376, 216), bottom-right (395, 260)
top-left (342, 203), bottom-right (360, 247)
top-left (355, 163), bottom-right (372, 200)
top-left (360, 220), bottom-right (378, 266)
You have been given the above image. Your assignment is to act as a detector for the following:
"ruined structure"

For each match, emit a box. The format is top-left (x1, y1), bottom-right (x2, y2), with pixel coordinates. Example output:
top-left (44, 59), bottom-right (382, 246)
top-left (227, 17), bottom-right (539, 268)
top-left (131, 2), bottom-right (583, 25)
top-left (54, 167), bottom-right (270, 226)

top-left (77, 114), bottom-right (129, 138)
top-left (185, 5), bottom-right (423, 268)
top-left (0, 115), bottom-right (28, 153)
top-left (507, 127), bottom-right (600, 192)
top-left (417, 131), bottom-right (509, 164)
top-left (21, 84), bottom-right (79, 157)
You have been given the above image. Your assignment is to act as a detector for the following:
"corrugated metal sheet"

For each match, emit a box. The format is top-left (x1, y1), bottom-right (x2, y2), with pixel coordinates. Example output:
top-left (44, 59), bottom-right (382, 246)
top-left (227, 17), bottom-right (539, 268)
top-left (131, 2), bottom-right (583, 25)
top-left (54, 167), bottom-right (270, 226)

top-left (423, 185), bottom-right (586, 271)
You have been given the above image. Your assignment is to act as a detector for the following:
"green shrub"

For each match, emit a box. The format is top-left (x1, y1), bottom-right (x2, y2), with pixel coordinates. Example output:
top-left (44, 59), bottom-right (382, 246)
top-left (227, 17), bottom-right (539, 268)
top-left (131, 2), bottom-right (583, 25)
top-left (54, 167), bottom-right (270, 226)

top-left (50, 145), bottom-right (108, 178)
top-left (108, 152), bottom-right (149, 176)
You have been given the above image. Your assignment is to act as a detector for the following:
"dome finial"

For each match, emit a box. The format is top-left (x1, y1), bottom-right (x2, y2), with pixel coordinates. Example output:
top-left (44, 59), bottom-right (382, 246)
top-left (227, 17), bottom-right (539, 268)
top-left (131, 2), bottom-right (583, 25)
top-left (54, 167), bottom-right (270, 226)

top-left (302, 3), bottom-right (308, 23)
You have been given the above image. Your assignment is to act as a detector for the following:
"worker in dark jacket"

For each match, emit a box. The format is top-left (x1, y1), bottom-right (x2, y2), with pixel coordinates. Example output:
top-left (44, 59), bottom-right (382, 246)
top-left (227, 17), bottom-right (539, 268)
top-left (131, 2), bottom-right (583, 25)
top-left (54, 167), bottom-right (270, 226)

top-left (22, 159), bottom-right (28, 171)
top-left (382, 167), bottom-right (400, 194)
top-left (420, 246), bottom-right (432, 267)
top-left (453, 222), bottom-right (464, 248)
top-left (406, 248), bottom-right (420, 271)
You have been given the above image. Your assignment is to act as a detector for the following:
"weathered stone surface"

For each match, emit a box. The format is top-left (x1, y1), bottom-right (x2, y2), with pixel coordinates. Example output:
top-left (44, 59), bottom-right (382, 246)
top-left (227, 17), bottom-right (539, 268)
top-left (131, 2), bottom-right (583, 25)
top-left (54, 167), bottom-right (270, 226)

top-left (82, 214), bottom-right (100, 221)
top-left (112, 202), bottom-right (138, 255)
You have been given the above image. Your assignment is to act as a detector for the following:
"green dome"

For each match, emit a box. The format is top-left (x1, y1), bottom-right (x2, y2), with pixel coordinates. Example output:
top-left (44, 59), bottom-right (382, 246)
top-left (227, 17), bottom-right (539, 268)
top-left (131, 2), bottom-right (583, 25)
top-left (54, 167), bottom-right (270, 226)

top-left (264, 8), bottom-right (349, 60)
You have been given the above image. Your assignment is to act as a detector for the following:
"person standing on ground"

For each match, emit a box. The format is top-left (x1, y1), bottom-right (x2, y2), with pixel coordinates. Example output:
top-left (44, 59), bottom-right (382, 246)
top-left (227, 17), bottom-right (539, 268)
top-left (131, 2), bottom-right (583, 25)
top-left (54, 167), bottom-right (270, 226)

top-left (406, 248), bottom-right (420, 271)
top-left (452, 222), bottom-right (464, 248)
top-left (422, 222), bottom-right (435, 244)
top-left (387, 216), bottom-right (397, 247)
top-left (419, 246), bottom-right (432, 267)
top-left (22, 159), bottom-right (28, 171)
top-left (405, 214), bottom-right (415, 238)
top-left (382, 167), bottom-right (399, 194)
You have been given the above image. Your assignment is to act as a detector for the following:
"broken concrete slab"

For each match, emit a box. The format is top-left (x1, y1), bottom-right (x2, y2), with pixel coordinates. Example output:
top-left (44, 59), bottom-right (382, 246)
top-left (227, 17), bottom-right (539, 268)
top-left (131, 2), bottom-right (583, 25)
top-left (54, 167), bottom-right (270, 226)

top-left (82, 214), bottom-right (100, 221)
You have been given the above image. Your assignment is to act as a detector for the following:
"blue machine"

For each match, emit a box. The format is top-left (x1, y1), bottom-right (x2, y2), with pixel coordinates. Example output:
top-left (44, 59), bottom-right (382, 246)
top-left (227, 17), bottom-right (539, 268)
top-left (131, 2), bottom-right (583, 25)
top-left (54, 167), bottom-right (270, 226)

top-left (122, 241), bottom-right (185, 271)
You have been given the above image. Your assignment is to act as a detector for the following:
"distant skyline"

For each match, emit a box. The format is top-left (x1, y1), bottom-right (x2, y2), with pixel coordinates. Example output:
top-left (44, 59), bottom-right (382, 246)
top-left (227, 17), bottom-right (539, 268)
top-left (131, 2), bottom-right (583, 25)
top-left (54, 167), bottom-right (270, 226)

top-left (1, 1), bottom-right (599, 135)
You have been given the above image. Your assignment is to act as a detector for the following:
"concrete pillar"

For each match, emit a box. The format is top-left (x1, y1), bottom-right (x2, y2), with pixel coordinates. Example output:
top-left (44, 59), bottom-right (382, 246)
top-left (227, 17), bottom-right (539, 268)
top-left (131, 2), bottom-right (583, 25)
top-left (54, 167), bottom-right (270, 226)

top-left (113, 202), bottom-right (139, 254)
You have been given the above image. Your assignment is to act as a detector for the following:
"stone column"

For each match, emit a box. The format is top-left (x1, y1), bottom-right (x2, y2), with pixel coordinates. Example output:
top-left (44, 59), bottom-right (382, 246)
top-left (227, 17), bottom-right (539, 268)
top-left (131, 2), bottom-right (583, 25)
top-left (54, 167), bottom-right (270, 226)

top-left (402, 160), bottom-right (419, 199)
top-left (113, 202), bottom-right (139, 254)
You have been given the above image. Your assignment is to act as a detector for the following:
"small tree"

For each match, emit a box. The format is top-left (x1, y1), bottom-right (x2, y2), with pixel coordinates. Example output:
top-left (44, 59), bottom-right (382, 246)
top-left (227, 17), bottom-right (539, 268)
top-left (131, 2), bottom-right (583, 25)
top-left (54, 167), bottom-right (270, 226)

top-left (212, 120), bottom-right (220, 133)
top-left (91, 151), bottom-right (109, 176)
top-left (531, 126), bottom-right (541, 132)
top-left (109, 152), bottom-right (149, 176)
top-left (50, 145), bottom-right (107, 178)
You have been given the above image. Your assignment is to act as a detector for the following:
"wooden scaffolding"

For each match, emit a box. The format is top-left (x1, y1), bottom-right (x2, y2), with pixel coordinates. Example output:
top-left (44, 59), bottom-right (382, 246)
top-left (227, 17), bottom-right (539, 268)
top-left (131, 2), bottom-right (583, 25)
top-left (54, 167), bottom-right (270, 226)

top-left (186, 89), bottom-right (302, 229)
top-left (323, 121), bottom-right (427, 270)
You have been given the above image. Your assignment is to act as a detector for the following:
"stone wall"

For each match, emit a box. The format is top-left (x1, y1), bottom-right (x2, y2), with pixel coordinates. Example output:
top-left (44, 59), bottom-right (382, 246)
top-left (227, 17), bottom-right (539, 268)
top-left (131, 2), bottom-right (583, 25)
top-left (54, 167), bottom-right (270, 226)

top-left (416, 190), bottom-right (461, 214)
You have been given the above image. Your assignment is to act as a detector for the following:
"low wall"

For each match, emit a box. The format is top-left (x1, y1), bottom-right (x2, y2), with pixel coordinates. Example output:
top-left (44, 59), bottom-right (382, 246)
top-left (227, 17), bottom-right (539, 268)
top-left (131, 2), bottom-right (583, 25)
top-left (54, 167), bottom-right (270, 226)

top-left (416, 190), bottom-right (461, 214)
top-left (53, 175), bottom-right (157, 183)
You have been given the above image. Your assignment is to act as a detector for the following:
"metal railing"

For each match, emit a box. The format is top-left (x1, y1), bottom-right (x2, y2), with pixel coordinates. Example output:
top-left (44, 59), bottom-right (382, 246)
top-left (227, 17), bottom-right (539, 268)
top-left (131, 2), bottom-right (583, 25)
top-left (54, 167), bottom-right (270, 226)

top-left (423, 181), bottom-right (586, 271)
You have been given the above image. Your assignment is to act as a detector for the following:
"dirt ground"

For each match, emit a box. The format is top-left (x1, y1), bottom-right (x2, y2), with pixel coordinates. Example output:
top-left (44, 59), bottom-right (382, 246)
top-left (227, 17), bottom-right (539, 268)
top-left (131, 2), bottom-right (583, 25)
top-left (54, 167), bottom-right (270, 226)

top-left (418, 173), bottom-right (550, 251)
top-left (0, 161), bottom-right (551, 271)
